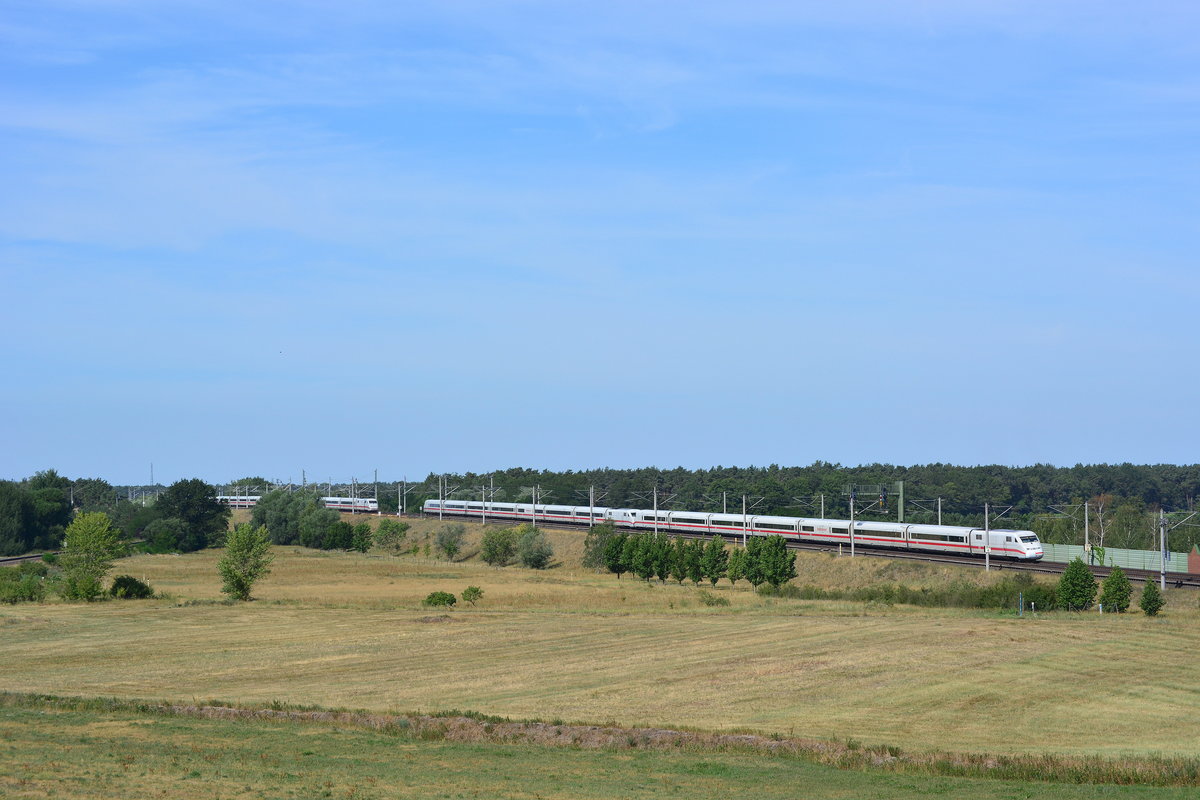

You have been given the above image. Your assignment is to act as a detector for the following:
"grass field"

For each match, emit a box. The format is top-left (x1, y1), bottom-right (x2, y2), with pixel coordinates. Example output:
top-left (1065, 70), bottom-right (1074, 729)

top-left (2, 518), bottom-right (1198, 765)
top-left (2, 696), bottom-right (1198, 799)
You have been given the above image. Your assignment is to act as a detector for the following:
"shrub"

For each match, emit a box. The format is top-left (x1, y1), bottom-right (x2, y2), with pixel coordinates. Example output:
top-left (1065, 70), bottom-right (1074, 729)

top-left (435, 524), bottom-right (466, 560)
top-left (480, 527), bottom-right (517, 566)
top-left (582, 522), bottom-right (617, 570)
top-left (351, 522), bottom-right (373, 553)
top-left (1140, 580), bottom-right (1164, 617)
top-left (462, 586), bottom-right (483, 606)
top-left (142, 518), bottom-right (187, 553)
top-left (0, 565), bottom-right (47, 604)
top-left (697, 590), bottom-right (730, 607)
top-left (109, 575), bottom-right (154, 599)
top-left (423, 591), bottom-right (457, 607)
top-left (1057, 558), bottom-right (1098, 611)
top-left (517, 525), bottom-right (554, 569)
top-left (374, 519), bottom-right (411, 555)
top-left (1099, 565), bottom-right (1133, 613)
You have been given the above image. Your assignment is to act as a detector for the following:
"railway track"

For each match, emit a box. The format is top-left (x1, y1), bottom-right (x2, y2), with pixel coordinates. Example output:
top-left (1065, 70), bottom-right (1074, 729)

top-left (0, 553), bottom-right (53, 566)
top-left (421, 513), bottom-right (1200, 589)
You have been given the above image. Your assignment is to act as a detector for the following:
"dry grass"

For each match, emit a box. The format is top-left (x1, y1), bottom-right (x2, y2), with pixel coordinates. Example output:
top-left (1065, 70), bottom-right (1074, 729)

top-left (10, 697), bottom-right (1198, 799)
top-left (4, 528), bottom-right (1200, 759)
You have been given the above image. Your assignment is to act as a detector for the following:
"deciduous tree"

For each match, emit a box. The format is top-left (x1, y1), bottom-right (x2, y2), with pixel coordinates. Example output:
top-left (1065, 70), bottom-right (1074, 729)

top-left (60, 512), bottom-right (124, 601)
top-left (518, 525), bottom-right (554, 569)
top-left (1098, 565), bottom-right (1132, 612)
top-left (1057, 558), bottom-right (1098, 611)
top-left (481, 526), bottom-right (517, 566)
top-left (1139, 580), bottom-right (1164, 617)
top-left (156, 479), bottom-right (229, 551)
top-left (604, 533), bottom-right (629, 579)
top-left (435, 523), bottom-right (466, 560)
top-left (218, 523), bottom-right (274, 601)
top-left (701, 536), bottom-right (729, 587)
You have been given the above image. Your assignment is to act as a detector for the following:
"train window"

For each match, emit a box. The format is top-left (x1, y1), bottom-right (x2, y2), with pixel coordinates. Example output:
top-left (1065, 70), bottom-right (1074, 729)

top-left (801, 525), bottom-right (814, 532)
top-left (642, 515), bottom-right (655, 521)
top-left (674, 517), bottom-right (705, 525)
top-left (949, 536), bottom-right (964, 543)
top-left (860, 529), bottom-right (901, 538)
top-left (831, 527), bottom-right (847, 534)
top-left (713, 520), bottom-right (743, 528)
top-left (1021, 536), bottom-right (1038, 543)
top-left (975, 534), bottom-right (982, 541)
top-left (1006, 536), bottom-right (1013, 542)
top-left (757, 522), bottom-right (795, 531)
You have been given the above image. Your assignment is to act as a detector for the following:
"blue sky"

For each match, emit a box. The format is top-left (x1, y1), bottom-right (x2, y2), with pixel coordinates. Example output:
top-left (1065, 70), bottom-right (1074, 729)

top-left (2, 1), bottom-right (1198, 485)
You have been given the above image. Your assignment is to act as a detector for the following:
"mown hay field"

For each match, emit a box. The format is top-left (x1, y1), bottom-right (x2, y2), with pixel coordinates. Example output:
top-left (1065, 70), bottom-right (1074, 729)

top-left (2, 519), bottom-right (1198, 760)
top-left (8, 699), bottom-right (1197, 800)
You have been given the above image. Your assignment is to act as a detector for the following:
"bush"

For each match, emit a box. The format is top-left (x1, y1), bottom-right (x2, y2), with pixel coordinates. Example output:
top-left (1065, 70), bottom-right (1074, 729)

top-left (1140, 580), bottom-right (1164, 617)
top-left (0, 565), bottom-right (47, 604)
top-left (1099, 565), bottom-right (1133, 613)
top-left (697, 590), bottom-right (730, 607)
top-left (109, 574), bottom-right (154, 599)
top-left (1057, 558), bottom-right (1098, 612)
top-left (143, 517), bottom-right (188, 553)
top-left (480, 527), bottom-right (518, 566)
top-left (435, 524), bottom-right (466, 560)
top-left (423, 591), bottom-right (457, 607)
top-left (374, 519), bottom-right (410, 555)
top-left (582, 522), bottom-right (616, 570)
top-left (462, 586), bottom-right (483, 606)
top-left (351, 522), bottom-right (373, 553)
top-left (517, 525), bottom-right (553, 569)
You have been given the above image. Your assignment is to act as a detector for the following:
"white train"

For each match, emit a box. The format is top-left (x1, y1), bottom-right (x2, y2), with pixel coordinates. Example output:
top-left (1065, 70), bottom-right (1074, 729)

top-left (423, 499), bottom-right (1044, 561)
top-left (217, 495), bottom-right (379, 513)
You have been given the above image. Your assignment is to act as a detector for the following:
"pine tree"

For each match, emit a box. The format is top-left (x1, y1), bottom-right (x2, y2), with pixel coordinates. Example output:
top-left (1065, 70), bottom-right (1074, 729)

top-left (1057, 558), bottom-right (1098, 611)
top-left (1139, 580), bottom-right (1164, 617)
top-left (1098, 565), bottom-right (1133, 613)
top-left (701, 536), bottom-right (729, 587)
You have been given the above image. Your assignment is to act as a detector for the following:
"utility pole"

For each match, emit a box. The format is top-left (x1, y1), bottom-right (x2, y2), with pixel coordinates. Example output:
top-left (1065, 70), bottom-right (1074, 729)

top-left (937, 497), bottom-right (942, 526)
top-left (849, 490), bottom-right (856, 557)
top-left (439, 476), bottom-right (444, 520)
top-left (589, 485), bottom-right (595, 529)
top-left (742, 494), bottom-right (748, 547)
top-left (374, 469), bottom-right (379, 516)
top-left (653, 487), bottom-right (659, 535)
top-left (984, 502), bottom-right (990, 573)
top-left (1084, 501), bottom-right (1091, 564)
top-left (1160, 509), bottom-right (1167, 591)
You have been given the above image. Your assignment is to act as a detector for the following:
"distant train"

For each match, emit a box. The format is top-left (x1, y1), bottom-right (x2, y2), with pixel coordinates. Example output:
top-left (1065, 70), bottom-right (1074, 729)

top-left (217, 495), bottom-right (379, 513)
top-left (423, 499), bottom-right (1044, 561)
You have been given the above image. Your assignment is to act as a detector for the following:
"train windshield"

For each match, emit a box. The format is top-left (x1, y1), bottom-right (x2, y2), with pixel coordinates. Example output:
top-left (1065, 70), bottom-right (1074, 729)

top-left (1020, 536), bottom-right (1039, 543)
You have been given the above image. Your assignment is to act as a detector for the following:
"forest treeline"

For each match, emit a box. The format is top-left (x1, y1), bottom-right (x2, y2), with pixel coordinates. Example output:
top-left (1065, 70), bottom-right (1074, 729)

top-left (4, 463), bottom-right (1200, 556)
top-left (411, 463), bottom-right (1200, 552)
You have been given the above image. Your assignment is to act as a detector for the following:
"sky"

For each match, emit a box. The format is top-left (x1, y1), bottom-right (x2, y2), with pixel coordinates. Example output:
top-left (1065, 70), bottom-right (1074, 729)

top-left (2, 1), bottom-right (1198, 486)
